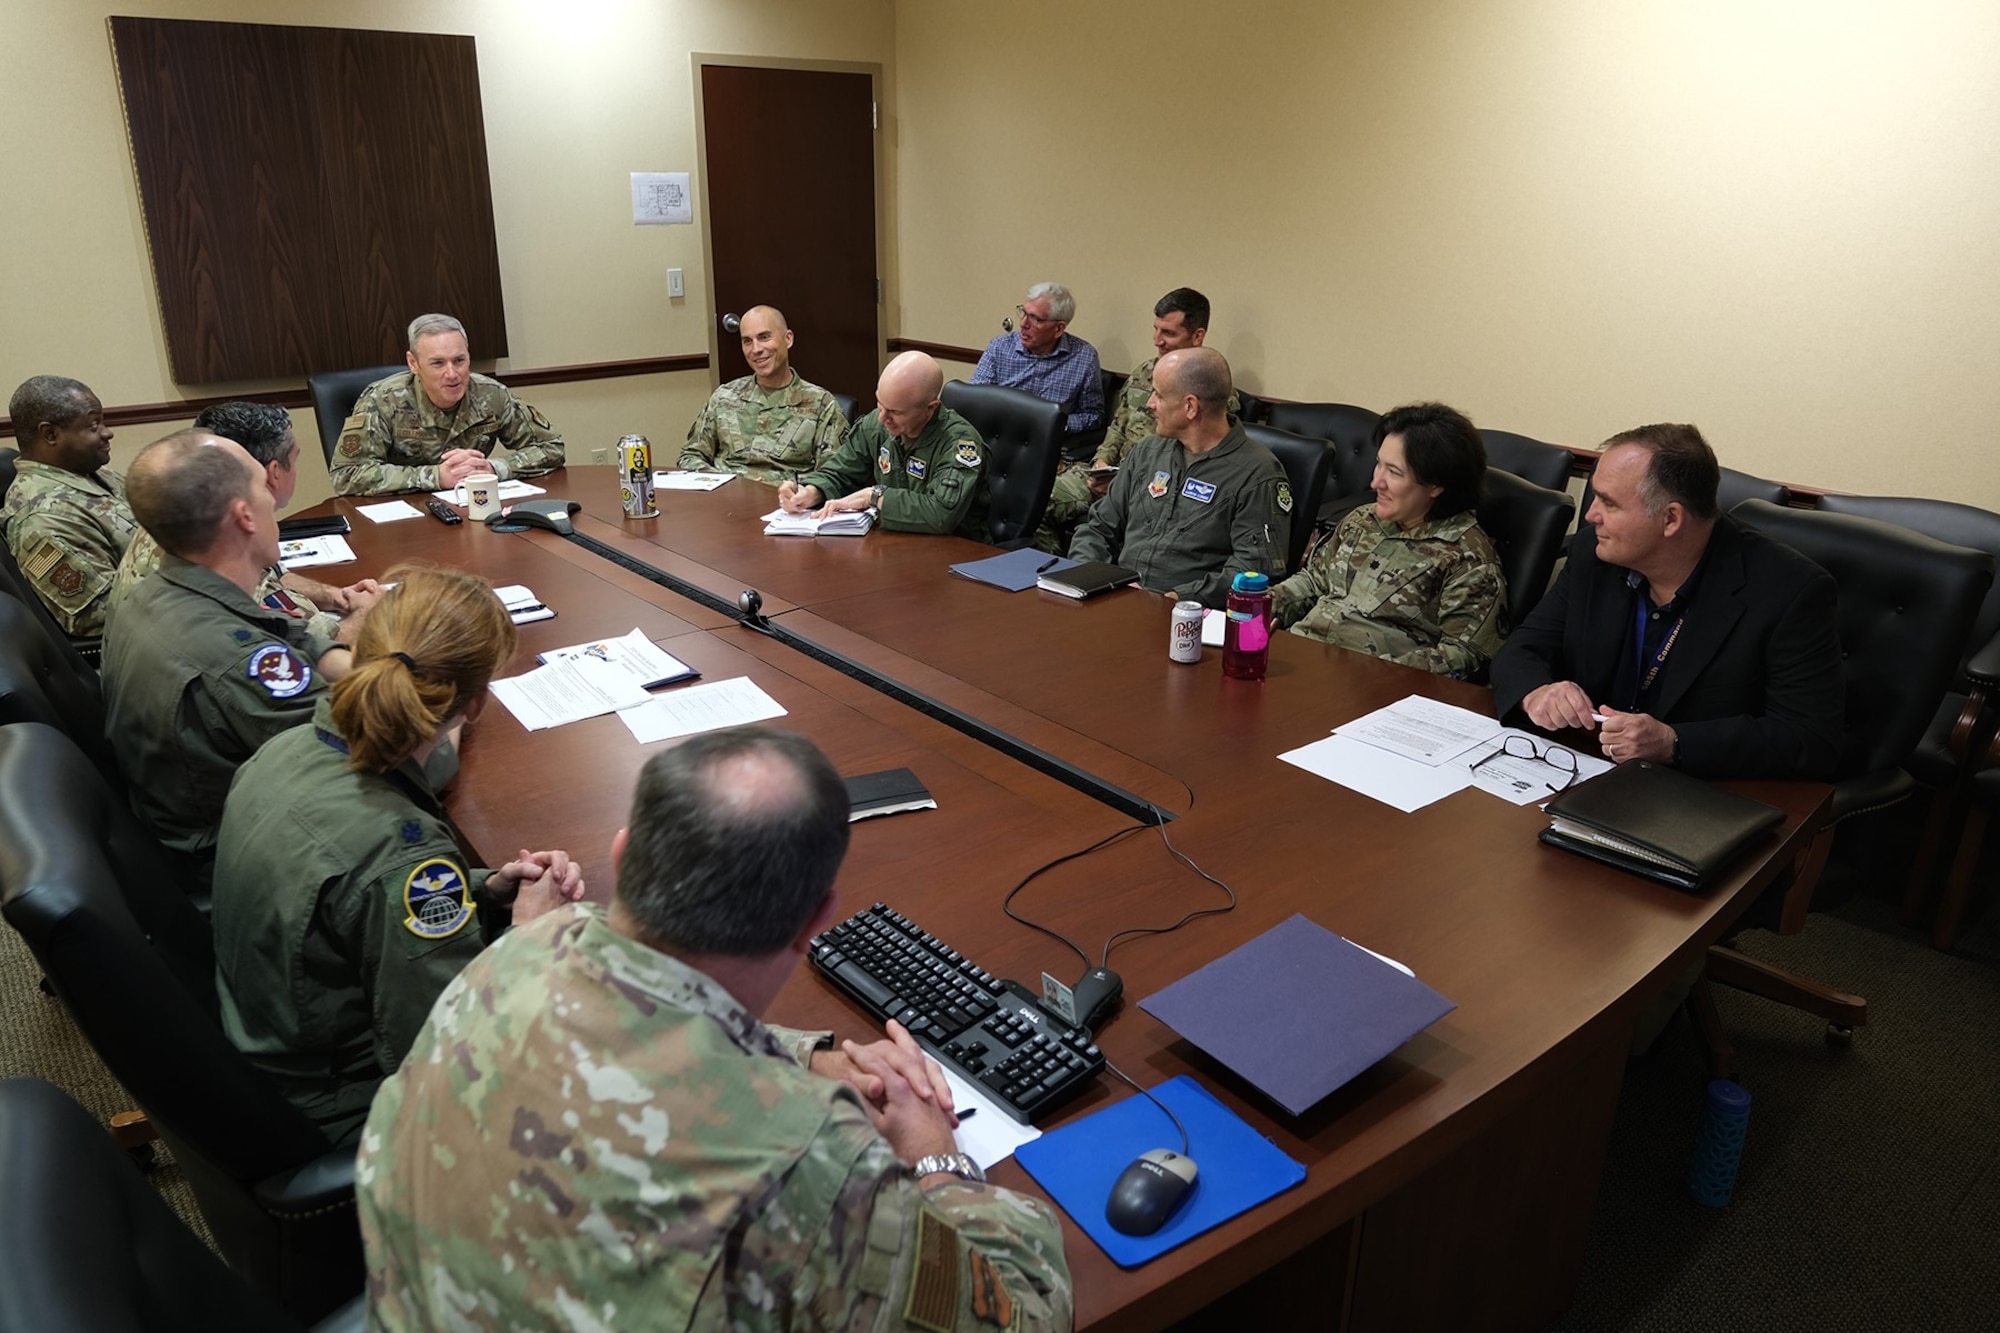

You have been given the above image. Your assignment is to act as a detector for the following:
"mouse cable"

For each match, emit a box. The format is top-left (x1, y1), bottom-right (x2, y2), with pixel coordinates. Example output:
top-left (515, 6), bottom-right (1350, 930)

top-left (1001, 823), bottom-right (1153, 971)
top-left (1103, 1057), bottom-right (1190, 1155)
top-left (1097, 820), bottom-right (1238, 968)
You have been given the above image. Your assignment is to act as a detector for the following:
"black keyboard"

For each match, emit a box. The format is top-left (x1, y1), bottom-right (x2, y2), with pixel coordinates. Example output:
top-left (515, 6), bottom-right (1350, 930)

top-left (809, 902), bottom-right (1104, 1124)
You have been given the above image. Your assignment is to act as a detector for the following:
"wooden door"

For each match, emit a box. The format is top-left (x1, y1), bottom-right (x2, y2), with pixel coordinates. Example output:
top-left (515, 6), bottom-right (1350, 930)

top-left (699, 65), bottom-right (880, 404)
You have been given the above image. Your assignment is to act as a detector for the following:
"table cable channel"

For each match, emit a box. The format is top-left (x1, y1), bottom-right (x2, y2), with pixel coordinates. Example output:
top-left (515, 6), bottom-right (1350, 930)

top-left (562, 529), bottom-right (1174, 825)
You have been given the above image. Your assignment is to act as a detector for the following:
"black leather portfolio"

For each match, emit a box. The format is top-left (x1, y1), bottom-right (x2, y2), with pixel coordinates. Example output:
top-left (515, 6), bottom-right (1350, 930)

top-left (843, 767), bottom-right (937, 822)
top-left (1538, 760), bottom-right (1785, 891)
top-left (1036, 561), bottom-right (1139, 599)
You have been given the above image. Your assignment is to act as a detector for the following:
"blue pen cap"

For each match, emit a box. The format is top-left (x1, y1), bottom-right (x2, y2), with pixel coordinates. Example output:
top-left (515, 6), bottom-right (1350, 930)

top-left (1231, 571), bottom-right (1270, 594)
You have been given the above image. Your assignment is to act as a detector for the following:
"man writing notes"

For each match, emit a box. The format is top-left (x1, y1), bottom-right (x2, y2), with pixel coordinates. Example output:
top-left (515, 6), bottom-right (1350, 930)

top-left (777, 351), bottom-right (990, 538)
top-left (330, 313), bottom-right (565, 495)
top-left (972, 280), bottom-right (1105, 454)
top-left (1490, 423), bottom-right (1843, 778)
top-left (2, 375), bottom-right (136, 650)
top-left (678, 304), bottom-right (849, 483)
top-left (1069, 346), bottom-right (1291, 606)
top-left (358, 727), bottom-right (1072, 1331)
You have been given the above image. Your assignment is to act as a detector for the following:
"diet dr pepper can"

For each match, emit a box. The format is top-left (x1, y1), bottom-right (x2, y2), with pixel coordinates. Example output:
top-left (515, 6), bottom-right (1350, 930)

top-left (618, 434), bottom-right (658, 518)
top-left (1170, 599), bottom-right (1205, 663)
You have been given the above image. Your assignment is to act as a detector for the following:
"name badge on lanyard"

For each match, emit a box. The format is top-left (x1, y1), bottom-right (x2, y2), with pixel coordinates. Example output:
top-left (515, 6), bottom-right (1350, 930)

top-left (1634, 597), bottom-right (1686, 698)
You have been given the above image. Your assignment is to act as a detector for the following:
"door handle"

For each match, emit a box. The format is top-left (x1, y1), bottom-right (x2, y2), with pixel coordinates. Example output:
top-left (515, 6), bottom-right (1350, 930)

top-left (721, 312), bottom-right (741, 334)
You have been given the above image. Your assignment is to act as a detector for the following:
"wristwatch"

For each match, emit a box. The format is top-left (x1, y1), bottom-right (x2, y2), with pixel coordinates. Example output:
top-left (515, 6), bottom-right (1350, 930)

top-left (870, 484), bottom-right (885, 509)
top-left (912, 1151), bottom-right (985, 1184)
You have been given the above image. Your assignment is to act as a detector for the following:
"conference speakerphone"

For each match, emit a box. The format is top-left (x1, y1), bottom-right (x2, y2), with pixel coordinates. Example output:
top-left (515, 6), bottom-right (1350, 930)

top-left (810, 902), bottom-right (1105, 1125)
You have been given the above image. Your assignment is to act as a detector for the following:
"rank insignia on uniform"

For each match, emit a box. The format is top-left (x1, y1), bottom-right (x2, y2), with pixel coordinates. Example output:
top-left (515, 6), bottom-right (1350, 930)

top-left (1277, 481), bottom-right (1294, 514)
top-left (402, 859), bottom-right (474, 939)
top-left (1147, 470), bottom-right (1171, 498)
top-left (954, 442), bottom-right (982, 469)
top-left (907, 457), bottom-right (928, 479)
top-left (233, 629), bottom-right (252, 642)
top-left (400, 820), bottom-right (424, 844)
top-left (245, 643), bottom-right (313, 698)
top-left (877, 445), bottom-right (892, 474)
top-left (1181, 477), bottom-right (1217, 504)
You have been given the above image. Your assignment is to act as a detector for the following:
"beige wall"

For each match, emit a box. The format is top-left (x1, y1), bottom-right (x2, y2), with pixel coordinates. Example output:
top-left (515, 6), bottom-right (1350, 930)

top-left (1, 0), bottom-right (895, 509)
top-left (894, 0), bottom-right (2000, 509)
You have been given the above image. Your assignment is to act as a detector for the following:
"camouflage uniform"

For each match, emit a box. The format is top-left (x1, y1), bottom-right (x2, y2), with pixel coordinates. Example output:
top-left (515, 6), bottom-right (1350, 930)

top-left (108, 527), bottom-right (339, 641)
top-left (211, 697), bottom-right (494, 1145)
top-left (1069, 423), bottom-right (1292, 607)
top-left (678, 371), bottom-right (849, 485)
top-left (358, 904), bottom-right (1072, 1332)
top-left (0, 458), bottom-right (137, 647)
top-left (102, 554), bottom-right (335, 868)
top-left (1040, 358), bottom-right (1240, 542)
top-left (1272, 507), bottom-right (1508, 679)
top-left (329, 371), bottom-right (564, 495)
top-left (799, 407), bottom-right (991, 540)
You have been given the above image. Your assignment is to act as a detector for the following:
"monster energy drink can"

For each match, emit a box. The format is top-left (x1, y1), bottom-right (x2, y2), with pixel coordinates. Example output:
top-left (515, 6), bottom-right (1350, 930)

top-left (1170, 599), bottom-right (1205, 663)
top-left (618, 434), bottom-right (658, 518)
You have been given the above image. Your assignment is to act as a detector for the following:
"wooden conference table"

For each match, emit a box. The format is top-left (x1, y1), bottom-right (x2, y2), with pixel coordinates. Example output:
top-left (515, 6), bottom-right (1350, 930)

top-left (303, 468), bottom-right (1828, 1332)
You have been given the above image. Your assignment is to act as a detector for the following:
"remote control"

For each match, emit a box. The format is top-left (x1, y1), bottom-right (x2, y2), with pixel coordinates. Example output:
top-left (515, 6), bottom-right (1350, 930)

top-left (425, 498), bottom-right (463, 525)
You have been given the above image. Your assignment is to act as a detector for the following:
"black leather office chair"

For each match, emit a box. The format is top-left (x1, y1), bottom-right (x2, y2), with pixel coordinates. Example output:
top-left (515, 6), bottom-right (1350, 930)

top-left (1099, 368), bottom-right (1127, 417)
top-left (1694, 502), bottom-right (1994, 1064)
top-left (0, 592), bottom-right (115, 786)
top-left (830, 392), bottom-right (866, 426)
top-left (1937, 698), bottom-right (2000, 950)
top-left (939, 380), bottom-right (1063, 548)
top-left (1481, 429), bottom-right (1575, 493)
top-left (0, 446), bottom-right (17, 504)
top-left (306, 363), bottom-right (402, 466)
top-left (1263, 402), bottom-right (1382, 520)
top-left (1475, 470), bottom-right (1576, 627)
top-left (1233, 391), bottom-right (1268, 426)
top-left (0, 1077), bottom-right (366, 1333)
top-left (1813, 493), bottom-right (2000, 946)
top-left (1577, 466), bottom-right (1788, 535)
top-left (0, 724), bottom-right (363, 1325)
top-left (1243, 423), bottom-right (1332, 575)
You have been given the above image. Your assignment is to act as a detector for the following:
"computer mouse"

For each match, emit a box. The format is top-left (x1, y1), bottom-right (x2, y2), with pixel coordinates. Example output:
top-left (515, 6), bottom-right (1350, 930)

top-left (489, 498), bottom-right (580, 534)
top-left (1105, 1148), bottom-right (1198, 1236)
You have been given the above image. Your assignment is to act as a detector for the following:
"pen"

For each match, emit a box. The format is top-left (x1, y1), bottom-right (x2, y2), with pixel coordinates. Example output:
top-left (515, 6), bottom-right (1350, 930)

top-left (1035, 557), bottom-right (1060, 574)
top-left (955, 1107), bottom-right (977, 1124)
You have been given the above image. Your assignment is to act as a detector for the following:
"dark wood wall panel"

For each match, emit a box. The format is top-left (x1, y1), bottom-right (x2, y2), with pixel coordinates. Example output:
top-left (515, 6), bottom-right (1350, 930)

top-left (109, 17), bottom-right (507, 385)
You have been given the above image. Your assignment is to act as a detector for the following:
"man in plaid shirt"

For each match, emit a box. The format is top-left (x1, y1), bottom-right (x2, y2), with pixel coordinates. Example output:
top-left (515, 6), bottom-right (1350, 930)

top-left (971, 281), bottom-right (1104, 460)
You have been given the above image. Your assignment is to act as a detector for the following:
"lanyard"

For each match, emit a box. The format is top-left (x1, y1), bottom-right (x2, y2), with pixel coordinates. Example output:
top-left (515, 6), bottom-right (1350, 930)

top-left (1633, 595), bottom-right (1686, 698)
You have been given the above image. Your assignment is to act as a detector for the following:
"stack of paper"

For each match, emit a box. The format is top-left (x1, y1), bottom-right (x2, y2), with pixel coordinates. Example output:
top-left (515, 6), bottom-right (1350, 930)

top-left (493, 585), bottom-right (555, 625)
top-left (537, 628), bottom-right (699, 689)
top-left (1278, 694), bottom-right (1612, 813)
top-left (356, 499), bottom-right (425, 523)
top-left (617, 676), bottom-right (788, 743)
top-left (277, 534), bottom-right (356, 569)
top-left (489, 654), bottom-right (654, 731)
top-left (761, 506), bottom-right (875, 537)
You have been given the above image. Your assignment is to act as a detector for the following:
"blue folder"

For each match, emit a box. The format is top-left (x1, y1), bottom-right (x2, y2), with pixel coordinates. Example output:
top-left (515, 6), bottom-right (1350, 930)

top-left (948, 547), bottom-right (1077, 592)
top-left (1014, 1075), bottom-right (1306, 1267)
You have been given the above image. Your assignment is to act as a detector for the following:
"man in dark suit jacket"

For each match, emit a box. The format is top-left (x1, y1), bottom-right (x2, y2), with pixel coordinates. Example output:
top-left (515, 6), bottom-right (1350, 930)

top-left (1490, 423), bottom-right (1843, 780)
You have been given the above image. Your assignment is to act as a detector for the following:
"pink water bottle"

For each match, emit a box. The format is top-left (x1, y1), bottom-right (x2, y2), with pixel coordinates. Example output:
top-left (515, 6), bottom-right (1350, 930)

top-left (1222, 571), bottom-right (1272, 681)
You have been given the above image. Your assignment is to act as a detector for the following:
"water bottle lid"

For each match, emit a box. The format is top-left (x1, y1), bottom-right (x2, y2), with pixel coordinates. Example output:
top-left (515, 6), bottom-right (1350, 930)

top-left (1231, 571), bottom-right (1270, 593)
top-left (1705, 1079), bottom-right (1752, 1112)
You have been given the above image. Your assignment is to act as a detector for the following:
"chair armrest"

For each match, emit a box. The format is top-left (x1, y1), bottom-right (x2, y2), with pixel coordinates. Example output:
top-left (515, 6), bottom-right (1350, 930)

top-left (1966, 626), bottom-right (2000, 689)
top-left (1827, 768), bottom-right (1915, 826)
top-left (252, 1145), bottom-right (358, 1218)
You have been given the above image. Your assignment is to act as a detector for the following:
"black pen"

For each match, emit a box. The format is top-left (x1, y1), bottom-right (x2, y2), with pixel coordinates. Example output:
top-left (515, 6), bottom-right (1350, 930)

top-left (1035, 557), bottom-right (1060, 574)
top-left (955, 1107), bottom-right (977, 1124)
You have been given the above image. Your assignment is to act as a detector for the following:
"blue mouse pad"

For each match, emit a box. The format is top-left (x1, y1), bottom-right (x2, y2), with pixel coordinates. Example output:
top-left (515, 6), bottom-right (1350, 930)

top-left (1014, 1075), bottom-right (1306, 1267)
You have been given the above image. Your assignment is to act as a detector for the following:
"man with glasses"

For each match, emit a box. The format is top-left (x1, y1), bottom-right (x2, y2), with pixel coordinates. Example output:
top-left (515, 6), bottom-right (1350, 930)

top-left (777, 351), bottom-right (990, 538)
top-left (971, 281), bottom-right (1105, 453)
top-left (1491, 423), bottom-right (1842, 779)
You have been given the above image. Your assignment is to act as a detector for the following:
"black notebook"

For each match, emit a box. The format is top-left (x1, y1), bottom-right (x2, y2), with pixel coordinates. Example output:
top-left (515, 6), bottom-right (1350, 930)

top-left (276, 514), bottom-right (352, 539)
top-left (844, 768), bottom-right (937, 822)
top-left (1036, 561), bottom-right (1139, 599)
top-left (1538, 760), bottom-right (1785, 891)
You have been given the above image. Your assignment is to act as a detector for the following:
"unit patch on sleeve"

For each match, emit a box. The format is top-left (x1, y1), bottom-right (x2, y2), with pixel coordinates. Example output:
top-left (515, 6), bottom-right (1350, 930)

top-left (402, 859), bottom-right (474, 940)
top-left (954, 442), bottom-right (982, 469)
top-left (245, 643), bottom-right (313, 698)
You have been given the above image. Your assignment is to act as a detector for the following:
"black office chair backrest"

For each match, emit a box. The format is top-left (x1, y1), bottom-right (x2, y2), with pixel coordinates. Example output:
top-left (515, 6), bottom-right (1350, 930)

top-left (1099, 368), bottom-right (1127, 416)
top-left (1243, 423), bottom-right (1332, 574)
top-left (0, 724), bottom-right (357, 1310)
top-left (939, 380), bottom-right (1062, 547)
top-left (1577, 465), bottom-right (1788, 535)
top-left (1475, 470), bottom-right (1576, 626)
top-left (830, 392), bottom-right (866, 426)
top-left (1233, 391), bottom-right (1268, 426)
top-left (306, 363), bottom-right (403, 466)
top-left (1732, 500), bottom-right (1994, 779)
top-left (1263, 402), bottom-right (1382, 511)
top-left (0, 447), bottom-right (17, 505)
top-left (1814, 494), bottom-right (2000, 683)
top-left (0, 593), bottom-right (115, 785)
top-left (0, 1077), bottom-right (309, 1333)
top-left (1480, 429), bottom-right (1575, 493)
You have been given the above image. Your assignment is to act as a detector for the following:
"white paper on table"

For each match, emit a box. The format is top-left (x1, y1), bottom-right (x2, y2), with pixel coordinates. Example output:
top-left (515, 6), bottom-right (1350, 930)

top-left (938, 1063), bottom-right (1041, 1171)
top-left (1201, 607), bottom-right (1227, 647)
top-left (430, 480), bottom-right (545, 504)
top-left (1458, 728), bottom-right (1614, 805)
top-left (617, 676), bottom-right (787, 744)
top-left (357, 500), bottom-right (424, 523)
top-left (488, 656), bottom-right (653, 731)
top-left (1334, 694), bottom-right (1504, 765)
top-left (1278, 733), bottom-right (1471, 813)
top-left (276, 535), bottom-right (356, 568)
top-left (760, 506), bottom-right (875, 537)
top-left (653, 470), bottom-right (733, 491)
top-left (539, 628), bottom-right (696, 690)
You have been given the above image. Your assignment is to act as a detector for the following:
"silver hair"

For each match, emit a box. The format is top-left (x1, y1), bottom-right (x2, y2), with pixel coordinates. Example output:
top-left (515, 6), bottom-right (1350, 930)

top-left (406, 313), bottom-right (467, 350)
top-left (1024, 282), bottom-right (1074, 323)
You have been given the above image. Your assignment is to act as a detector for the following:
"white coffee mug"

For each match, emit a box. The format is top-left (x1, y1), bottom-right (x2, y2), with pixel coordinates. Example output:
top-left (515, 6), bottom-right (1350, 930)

top-left (456, 472), bottom-right (502, 521)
